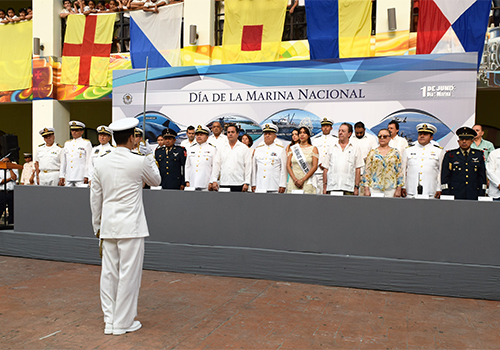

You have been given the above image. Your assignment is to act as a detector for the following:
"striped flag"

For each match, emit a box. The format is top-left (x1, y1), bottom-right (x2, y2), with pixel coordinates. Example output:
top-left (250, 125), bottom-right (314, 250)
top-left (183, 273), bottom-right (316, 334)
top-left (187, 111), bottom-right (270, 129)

top-left (222, 0), bottom-right (287, 64)
top-left (306, 0), bottom-right (372, 59)
top-left (61, 13), bottom-right (115, 86)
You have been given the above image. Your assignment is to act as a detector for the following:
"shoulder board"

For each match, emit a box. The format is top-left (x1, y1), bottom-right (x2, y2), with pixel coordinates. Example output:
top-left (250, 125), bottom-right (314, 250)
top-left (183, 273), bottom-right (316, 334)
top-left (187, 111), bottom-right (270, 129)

top-left (256, 144), bottom-right (265, 148)
top-left (208, 143), bottom-right (215, 147)
top-left (100, 152), bottom-right (111, 157)
top-left (83, 138), bottom-right (90, 142)
top-left (38, 143), bottom-right (44, 147)
top-left (276, 144), bottom-right (284, 148)
top-left (131, 151), bottom-right (145, 156)
top-left (112, 144), bottom-right (116, 147)
top-left (433, 144), bottom-right (443, 149)
top-left (57, 143), bottom-right (63, 148)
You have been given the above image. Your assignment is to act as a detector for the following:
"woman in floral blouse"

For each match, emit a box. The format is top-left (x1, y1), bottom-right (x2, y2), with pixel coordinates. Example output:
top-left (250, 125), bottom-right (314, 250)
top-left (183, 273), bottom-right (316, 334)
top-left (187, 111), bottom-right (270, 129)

top-left (363, 128), bottom-right (404, 197)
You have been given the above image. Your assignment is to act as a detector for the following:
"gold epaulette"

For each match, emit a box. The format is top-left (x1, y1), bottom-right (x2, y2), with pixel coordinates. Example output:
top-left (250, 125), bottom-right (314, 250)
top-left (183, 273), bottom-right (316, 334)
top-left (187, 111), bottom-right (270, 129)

top-left (38, 143), bottom-right (44, 147)
top-left (276, 144), bottom-right (284, 148)
top-left (57, 143), bottom-right (63, 148)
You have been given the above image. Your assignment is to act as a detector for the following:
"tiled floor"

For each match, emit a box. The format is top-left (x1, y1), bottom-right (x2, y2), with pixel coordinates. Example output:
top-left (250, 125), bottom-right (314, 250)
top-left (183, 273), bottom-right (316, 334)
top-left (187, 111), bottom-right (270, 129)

top-left (1, 255), bottom-right (500, 349)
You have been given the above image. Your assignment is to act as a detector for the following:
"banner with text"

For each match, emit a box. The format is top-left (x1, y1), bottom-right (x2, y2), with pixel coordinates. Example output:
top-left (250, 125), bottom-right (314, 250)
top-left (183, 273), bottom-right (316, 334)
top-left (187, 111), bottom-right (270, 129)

top-left (113, 53), bottom-right (478, 151)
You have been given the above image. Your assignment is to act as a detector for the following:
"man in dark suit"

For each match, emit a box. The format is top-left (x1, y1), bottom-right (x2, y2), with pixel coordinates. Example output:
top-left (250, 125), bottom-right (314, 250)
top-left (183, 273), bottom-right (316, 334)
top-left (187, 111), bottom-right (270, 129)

top-left (441, 127), bottom-right (487, 200)
top-left (155, 128), bottom-right (186, 190)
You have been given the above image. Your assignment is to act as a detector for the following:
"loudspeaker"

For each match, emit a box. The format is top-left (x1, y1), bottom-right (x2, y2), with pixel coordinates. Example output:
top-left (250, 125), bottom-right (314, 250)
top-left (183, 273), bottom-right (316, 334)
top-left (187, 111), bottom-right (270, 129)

top-left (388, 8), bottom-right (397, 31)
top-left (1, 134), bottom-right (19, 162)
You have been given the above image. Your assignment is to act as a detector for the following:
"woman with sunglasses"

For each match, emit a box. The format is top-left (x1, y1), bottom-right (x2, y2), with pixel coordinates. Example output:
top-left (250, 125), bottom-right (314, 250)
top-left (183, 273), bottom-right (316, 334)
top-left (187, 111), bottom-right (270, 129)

top-left (362, 128), bottom-right (403, 197)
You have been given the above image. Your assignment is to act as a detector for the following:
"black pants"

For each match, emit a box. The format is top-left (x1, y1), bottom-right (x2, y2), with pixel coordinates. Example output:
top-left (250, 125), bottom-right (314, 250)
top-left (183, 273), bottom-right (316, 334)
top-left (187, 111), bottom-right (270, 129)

top-left (221, 185), bottom-right (244, 192)
top-left (0, 191), bottom-right (14, 225)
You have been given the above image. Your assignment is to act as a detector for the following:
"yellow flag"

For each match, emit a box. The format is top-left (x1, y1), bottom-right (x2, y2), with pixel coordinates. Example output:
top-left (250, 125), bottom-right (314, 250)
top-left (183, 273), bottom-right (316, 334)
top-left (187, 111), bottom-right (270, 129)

top-left (0, 21), bottom-right (33, 92)
top-left (339, 0), bottom-right (372, 58)
top-left (222, 0), bottom-right (287, 64)
top-left (61, 14), bottom-right (115, 86)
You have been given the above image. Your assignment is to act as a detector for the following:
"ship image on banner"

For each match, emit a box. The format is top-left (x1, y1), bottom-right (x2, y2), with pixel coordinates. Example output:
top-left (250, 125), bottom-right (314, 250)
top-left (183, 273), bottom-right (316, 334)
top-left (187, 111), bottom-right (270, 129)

top-left (260, 109), bottom-right (322, 141)
top-left (135, 111), bottom-right (180, 142)
top-left (370, 109), bottom-right (453, 144)
top-left (207, 115), bottom-right (262, 140)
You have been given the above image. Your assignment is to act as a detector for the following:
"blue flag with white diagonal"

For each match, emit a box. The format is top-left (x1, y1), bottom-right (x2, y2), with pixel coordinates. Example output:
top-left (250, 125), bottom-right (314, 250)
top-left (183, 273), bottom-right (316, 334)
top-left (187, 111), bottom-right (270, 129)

top-left (130, 3), bottom-right (183, 68)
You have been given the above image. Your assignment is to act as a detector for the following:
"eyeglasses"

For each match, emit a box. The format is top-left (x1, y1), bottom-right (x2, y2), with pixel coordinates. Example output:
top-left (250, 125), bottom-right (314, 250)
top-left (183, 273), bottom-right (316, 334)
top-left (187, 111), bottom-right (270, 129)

top-left (378, 135), bottom-right (390, 139)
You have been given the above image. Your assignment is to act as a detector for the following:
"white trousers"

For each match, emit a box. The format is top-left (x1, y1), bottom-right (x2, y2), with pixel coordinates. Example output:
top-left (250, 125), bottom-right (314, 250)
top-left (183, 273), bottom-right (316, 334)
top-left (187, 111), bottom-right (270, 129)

top-left (314, 173), bottom-right (323, 194)
top-left (370, 187), bottom-right (396, 197)
top-left (65, 180), bottom-right (87, 187)
top-left (39, 171), bottom-right (59, 186)
top-left (101, 238), bottom-right (145, 329)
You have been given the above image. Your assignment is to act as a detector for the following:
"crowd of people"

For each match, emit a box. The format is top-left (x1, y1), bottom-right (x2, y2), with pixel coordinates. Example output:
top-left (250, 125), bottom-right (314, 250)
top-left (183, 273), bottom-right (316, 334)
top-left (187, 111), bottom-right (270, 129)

top-left (2, 117), bottom-right (497, 225)
top-left (0, 7), bottom-right (32, 24)
top-left (59, 0), bottom-right (182, 17)
top-left (9, 117), bottom-right (497, 198)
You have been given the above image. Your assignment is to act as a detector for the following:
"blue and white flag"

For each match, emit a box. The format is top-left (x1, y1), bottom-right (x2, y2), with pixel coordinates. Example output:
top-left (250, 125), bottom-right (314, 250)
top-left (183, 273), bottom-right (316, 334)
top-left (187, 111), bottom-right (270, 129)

top-left (130, 3), bottom-right (183, 68)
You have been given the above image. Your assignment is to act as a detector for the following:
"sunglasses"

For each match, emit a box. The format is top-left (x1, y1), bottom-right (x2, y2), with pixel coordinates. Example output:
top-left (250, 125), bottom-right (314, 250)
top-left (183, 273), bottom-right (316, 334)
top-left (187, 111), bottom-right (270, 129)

top-left (378, 135), bottom-right (390, 139)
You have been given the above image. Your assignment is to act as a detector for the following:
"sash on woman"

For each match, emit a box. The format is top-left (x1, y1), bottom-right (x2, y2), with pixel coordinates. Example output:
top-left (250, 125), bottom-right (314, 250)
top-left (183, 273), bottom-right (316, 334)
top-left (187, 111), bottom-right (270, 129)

top-left (291, 144), bottom-right (318, 191)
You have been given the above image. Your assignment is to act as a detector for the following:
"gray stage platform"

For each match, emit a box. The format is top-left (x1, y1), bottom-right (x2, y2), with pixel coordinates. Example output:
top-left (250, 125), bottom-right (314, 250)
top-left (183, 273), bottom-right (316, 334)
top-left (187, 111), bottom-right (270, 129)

top-left (2, 185), bottom-right (499, 300)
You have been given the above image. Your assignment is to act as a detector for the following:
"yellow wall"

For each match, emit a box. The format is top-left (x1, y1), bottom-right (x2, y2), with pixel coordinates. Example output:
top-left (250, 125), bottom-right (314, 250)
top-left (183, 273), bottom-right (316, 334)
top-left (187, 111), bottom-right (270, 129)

top-left (0, 103), bottom-right (32, 164)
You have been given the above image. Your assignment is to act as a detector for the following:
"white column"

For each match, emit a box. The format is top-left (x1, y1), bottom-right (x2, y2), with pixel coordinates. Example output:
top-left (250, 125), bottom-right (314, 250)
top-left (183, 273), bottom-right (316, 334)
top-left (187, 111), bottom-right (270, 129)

top-left (33, 0), bottom-right (63, 57)
top-left (32, 100), bottom-right (70, 155)
top-left (32, 1), bottom-right (68, 156)
top-left (183, 0), bottom-right (215, 48)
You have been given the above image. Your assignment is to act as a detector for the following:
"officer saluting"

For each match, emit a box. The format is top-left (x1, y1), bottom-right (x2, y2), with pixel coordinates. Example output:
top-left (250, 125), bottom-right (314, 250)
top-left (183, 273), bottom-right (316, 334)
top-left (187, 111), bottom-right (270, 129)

top-left (441, 126), bottom-right (487, 200)
top-left (252, 123), bottom-right (287, 193)
top-left (155, 128), bottom-right (187, 190)
top-left (401, 123), bottom-right (444, 198)
top-left (185, 125), bottom-right (217, 191)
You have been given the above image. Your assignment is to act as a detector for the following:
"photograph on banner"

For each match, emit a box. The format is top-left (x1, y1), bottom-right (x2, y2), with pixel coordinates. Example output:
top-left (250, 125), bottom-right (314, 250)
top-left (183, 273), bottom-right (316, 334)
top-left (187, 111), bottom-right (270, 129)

top-left (206, 116), bottom-right (262, 141)
top-left (113, 53), bottom-right (477, 151)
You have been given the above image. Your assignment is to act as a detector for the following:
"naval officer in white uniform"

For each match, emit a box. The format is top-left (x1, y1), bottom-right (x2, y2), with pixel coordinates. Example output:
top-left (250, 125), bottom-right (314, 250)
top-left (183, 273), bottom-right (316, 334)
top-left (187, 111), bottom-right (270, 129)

top-left (90, 118), bottom-right (161, 336)
top-left (185, 125), bottom-right (217, 191)
top-left (401, 123), bottom-right (444, 198)
top-left (312, 117), bottom-right (336, 194)
top-left (92, 126), bottom-right (114, 163)
top-left (252, 123), bottom-right (287, 193)
top-left (35, 127), bottom-right (64, 186)
top-left (59, 121), bottom-right (93, 187)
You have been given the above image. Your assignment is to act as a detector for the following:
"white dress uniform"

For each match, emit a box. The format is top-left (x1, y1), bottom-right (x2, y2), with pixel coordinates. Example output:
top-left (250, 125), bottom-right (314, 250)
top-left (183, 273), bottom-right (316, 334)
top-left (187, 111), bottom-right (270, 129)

top-left (207, 134), bottom-right (227, 150)
top-left (60, 136), bottom-right (93, 186)
top-left (312, 133), bottom-right (336, 194)
top-left (35, 143), bottom-right (64, 186)
top-left (252, 141), bottom-right (287, 192)
top-left (401, 142), bottom-right (444, 197)
top-left (212, 140), bottom-right (252, 186)
top-left (389, 135), bottom-right (409, 156)
top-left (323, 141), bottom-right (363, 192)
top-left (20, 161), bottom-right (34, 185)
top-left (92, 143), bottom-right (115, 165)
top-left (180, 139), bottom-right (196, 149)
top-left (486, 148), bottom-right (500, 199)
top-left (91, 119), bottom-right (161, 334)
top-left (185, 141), bottom-right (217, 190)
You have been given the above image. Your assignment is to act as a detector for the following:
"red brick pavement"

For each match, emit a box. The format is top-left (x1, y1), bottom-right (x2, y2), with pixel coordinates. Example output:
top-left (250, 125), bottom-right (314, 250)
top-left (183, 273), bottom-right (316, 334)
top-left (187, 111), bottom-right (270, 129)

top-left (1, 256), bottom-right (500, 349)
